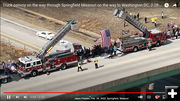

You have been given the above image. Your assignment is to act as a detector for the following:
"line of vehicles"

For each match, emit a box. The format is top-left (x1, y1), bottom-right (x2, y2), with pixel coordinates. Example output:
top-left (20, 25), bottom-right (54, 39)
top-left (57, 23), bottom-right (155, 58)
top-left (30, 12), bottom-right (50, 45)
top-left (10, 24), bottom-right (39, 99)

top-left (1, 9), bottom-right (179, 84)
top-left (113, 9), bottom-right (172, 52)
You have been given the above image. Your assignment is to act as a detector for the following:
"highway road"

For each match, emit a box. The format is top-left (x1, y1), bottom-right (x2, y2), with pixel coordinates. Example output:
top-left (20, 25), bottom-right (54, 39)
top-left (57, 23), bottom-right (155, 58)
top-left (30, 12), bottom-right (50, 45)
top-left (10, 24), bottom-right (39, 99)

top-left (1, 17), bottom-right (180, 100)
top-left (0, 17), bottom-right (92, 53)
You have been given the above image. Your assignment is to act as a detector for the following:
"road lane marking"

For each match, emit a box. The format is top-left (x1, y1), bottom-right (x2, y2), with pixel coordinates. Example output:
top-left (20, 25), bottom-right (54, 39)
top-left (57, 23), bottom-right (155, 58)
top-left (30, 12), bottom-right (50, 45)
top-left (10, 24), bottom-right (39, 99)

top-left (0, 17), bottom-right (38, 32)
top-left (4, 46), bottom-right (180, 92)
top-left (1, 32), bottom-right (40, 50)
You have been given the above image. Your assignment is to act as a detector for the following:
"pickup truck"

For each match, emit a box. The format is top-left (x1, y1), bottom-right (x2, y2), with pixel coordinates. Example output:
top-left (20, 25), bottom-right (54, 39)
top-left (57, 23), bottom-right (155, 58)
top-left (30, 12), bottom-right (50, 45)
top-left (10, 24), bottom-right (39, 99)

top-left (0, 73), bottom-right (10, 84)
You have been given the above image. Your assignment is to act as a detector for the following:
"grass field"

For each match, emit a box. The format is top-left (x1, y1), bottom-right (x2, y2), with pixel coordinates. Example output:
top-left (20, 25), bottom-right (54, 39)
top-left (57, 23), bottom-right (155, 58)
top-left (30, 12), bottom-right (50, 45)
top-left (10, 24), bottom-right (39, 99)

top-left (0, 41), bottom-right (32, 63)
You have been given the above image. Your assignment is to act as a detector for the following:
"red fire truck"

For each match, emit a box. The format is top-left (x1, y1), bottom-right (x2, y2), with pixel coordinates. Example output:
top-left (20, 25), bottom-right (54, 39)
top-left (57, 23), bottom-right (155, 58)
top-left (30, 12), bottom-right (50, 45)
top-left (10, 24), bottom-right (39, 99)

top-left (17, 52), bottom-right (78, 77)
top-left (114, 9), bottom-right (169, 52)
top-left (17, 18), bottom-right (78, 77)
top-left (148, 29), bottom-right (167, 46)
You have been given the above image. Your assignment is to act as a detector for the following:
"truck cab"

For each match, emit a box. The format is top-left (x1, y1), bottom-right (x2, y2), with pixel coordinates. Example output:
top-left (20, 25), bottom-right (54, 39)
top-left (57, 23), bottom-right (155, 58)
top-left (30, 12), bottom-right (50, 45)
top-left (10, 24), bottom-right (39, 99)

top-left (17, 55), bottom-right (43, 77)
top-left (148, 29), bottom-right (166, 46)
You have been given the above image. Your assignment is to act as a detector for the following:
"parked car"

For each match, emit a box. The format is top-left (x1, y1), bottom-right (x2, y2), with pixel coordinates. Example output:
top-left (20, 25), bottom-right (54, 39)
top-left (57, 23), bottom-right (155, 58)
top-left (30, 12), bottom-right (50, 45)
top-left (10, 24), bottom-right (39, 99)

top-left (36, 31), bottom-right (55, 40)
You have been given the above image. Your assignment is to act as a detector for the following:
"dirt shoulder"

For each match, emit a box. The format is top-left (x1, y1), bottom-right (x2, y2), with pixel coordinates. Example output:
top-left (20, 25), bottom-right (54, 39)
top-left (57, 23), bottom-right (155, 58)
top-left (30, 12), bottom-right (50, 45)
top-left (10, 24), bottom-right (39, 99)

top-left (0, 40), bottom-right (32, 63)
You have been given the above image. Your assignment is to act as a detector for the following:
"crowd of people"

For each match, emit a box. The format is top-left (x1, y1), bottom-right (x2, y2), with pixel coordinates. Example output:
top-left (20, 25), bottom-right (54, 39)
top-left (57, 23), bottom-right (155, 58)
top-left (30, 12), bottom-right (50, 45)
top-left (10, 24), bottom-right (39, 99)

top-left (75, 41), bottom-right (119, 62)
top-left (75, 45), bottom-right (104, 62)
top-left (167, 25), bottom-right (180, 39)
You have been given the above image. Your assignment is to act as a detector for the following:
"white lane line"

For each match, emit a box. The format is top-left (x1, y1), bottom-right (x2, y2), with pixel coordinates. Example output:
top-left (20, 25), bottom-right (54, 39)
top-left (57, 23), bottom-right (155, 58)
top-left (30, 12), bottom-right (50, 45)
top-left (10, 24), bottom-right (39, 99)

top-left (0, 17), bottom-right (38, 32)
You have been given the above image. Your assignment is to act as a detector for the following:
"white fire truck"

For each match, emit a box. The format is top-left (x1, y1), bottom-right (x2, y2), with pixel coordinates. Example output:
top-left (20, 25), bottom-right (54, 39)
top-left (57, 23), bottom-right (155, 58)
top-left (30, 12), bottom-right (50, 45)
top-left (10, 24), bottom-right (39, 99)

top-left (17, 18), bottom-right (78, 77)
top-left (117, 35), bottom-right (149, 52)
top-left (113, 9), bottom-right (169, 52)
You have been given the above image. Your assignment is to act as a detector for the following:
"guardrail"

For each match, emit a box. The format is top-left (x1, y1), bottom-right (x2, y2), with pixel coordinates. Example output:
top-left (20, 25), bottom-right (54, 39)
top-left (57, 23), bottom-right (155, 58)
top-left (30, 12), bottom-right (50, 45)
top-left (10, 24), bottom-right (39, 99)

top-left (1, 32), bottom-right (40, 51)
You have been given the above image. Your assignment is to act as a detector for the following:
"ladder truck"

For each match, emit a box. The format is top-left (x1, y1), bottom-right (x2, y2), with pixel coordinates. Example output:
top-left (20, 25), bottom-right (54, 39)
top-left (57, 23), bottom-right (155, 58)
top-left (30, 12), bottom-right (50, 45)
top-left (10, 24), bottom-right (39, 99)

top-left (17, 18), bottom-right (78, 77)
top-left (113, 9), bottom-right (168, 52)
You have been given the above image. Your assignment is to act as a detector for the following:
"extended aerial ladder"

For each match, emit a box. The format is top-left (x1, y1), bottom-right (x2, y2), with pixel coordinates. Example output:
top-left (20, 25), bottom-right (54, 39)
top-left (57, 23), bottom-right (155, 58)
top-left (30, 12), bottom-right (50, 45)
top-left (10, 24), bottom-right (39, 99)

top-left (113, 9), bottom-right (150, 38)
top-left (37, 18), bottom-right (77, 59)
top-left (16, 18), bottom-right (78, 76)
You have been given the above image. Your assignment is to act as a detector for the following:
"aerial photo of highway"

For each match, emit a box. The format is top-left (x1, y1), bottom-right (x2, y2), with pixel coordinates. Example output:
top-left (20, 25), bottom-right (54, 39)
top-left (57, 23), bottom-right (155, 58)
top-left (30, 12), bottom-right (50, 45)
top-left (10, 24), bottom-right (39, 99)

top-left (0, 0), bottom-right (180, 101)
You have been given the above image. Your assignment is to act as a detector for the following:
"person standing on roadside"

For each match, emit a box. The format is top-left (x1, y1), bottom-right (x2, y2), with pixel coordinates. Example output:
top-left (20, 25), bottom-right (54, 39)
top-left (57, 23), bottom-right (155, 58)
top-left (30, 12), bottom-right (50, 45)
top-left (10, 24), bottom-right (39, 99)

top-left (145, 17), bottom-right (147, 23)
top-left (147, 40), bottom-right (152, 51)
top-left (2, 61), bottom-right (5, 70)
top-left (154, 21), bottom-right (157, 27)
top-left (161, 10), bottom-right (164, 19)
top-left (134, 15), bottom-right (137, 20)
top-left (175, 29), bottom-right (178, 39)
top-left (172, 28), bottom-right (176, 39)
top-left (94, 59), bottom-right (98, 69)
top-left (137, 13), bottom-right (139, 20)
top-left (0, 61), bottom-right (5, 74)
top-left (109, 43), bottom-right (113, 58)
top-left (113, 45), bottom-right (117, 56)
top-left (77, 62), bottom-right (83, 72)
top-left (124, 20), bottom-right (126, 27)
top-left (177, 27), bottom-right (180, 37)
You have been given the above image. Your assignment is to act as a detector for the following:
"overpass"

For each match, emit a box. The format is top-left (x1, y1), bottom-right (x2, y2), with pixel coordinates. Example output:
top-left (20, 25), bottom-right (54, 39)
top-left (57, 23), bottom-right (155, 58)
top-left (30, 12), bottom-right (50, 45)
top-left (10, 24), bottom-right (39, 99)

top-left (1, 16), bottom-right (180, 101)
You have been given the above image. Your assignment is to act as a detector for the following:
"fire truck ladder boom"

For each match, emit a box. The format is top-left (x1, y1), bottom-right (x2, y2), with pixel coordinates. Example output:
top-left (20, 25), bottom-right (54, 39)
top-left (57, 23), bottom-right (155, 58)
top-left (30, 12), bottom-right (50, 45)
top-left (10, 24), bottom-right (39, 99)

top-left (113, 9), bottom-right (150, 38)
top-left (37, 18), bottom-right (76, 59)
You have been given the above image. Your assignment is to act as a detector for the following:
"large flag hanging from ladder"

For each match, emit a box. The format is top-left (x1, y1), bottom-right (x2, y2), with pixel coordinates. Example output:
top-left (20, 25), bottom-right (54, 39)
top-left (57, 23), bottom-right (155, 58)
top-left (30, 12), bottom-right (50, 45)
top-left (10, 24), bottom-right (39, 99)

top-left (100, 29), bottom-right (111, 48)
top-left (94, 38), bottom-right (102, 44)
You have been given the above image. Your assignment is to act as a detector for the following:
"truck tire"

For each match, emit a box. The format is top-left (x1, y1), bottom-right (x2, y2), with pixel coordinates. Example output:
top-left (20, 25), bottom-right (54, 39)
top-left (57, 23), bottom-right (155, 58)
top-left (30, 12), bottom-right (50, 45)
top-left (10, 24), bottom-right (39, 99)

top-left (61, 63), bottom-right (67, 70)
top-left (2, 78), bottom-right (8, 83)
top-left (156, 41), bottom-right (161, 47)
top-left (133, 46), bottom-right (138, 52)
top-left (31, 70), bottom-right (38, 77)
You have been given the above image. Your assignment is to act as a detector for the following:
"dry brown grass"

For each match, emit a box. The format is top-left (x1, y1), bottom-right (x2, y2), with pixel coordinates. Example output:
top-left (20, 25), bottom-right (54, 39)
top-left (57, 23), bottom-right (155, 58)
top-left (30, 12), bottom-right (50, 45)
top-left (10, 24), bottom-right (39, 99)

top-left (0, 41), bottom-right (33, 63)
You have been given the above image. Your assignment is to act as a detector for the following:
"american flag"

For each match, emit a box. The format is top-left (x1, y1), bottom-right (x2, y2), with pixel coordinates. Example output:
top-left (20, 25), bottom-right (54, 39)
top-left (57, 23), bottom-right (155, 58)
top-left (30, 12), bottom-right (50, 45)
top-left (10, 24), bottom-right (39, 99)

top-left (100, 29), bottom-right (111, 48)
top-left (95, 38), bottom-right (102, 44)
